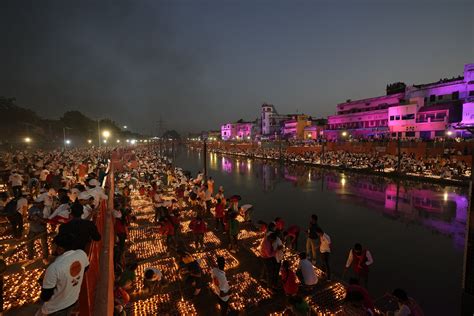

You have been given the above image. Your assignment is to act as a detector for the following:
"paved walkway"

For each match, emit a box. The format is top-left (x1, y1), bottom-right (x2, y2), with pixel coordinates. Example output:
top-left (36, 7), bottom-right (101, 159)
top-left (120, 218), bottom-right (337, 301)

top-left (126, 193), bottom-right (347, 315)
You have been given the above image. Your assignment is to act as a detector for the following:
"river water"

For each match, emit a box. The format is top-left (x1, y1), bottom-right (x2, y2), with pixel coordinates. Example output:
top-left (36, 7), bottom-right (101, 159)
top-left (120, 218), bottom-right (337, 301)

top-left (171, 146), bottom-right (467, 315)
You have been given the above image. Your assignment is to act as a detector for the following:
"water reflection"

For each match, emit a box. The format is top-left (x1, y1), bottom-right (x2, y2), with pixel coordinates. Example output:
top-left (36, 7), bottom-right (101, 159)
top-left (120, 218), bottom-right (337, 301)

top-left (210, 154), bottom-right (467, 250)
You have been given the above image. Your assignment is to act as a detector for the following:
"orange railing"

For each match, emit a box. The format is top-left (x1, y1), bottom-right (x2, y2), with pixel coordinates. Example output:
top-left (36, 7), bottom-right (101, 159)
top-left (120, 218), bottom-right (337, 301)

top-left (78, 163), bottom-right (115, 316)
top-left (78, 200), bottom-right (106, 315)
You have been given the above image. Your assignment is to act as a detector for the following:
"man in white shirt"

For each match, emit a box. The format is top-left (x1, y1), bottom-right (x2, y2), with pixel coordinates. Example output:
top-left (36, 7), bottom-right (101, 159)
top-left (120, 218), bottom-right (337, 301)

top-left (297, 252), bottom-right (318, 286)
top-left (39, 233), bottom-right (89, 315)
top-left (143, 267), bottom-right (163, 295)
top-left (211, 256), bottom-right (230, 315)
top-left (316, 227), bottom-right (331, 280)
top-left (344, 243), bottom-right (374, 289)
top-left (8, 171), bottom-right (23, 197)
top-left (87, 179), bottom-right (107, 209)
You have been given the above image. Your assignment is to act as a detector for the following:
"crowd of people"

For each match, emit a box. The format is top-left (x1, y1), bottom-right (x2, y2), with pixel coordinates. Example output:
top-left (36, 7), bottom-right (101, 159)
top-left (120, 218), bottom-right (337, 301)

top-left (208, 146), bottom-right (471, 181)
top-left (0, 148), bottom-right (109, 316)
top-left (0, 145), bottom-right (425, 316)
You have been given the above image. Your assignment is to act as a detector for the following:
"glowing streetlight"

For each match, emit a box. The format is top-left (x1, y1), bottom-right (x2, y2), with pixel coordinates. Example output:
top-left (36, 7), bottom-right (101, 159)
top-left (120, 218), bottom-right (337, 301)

top-left (24, 137), bottom-right (32, 143)
top-left (116, 139), bottom-right (121, 143)
top-left (342, 131), bottom-right (348, 137)
top-left (65, 139), bottom-right (71, 145)
top-left (103, 139), bottom-right (107, 144)
top-left (102, 130), bottom-right (111, 139)
top-left (123, 125), bottom-right (127, 129)
top-left (126, 139), bottom-right (130, 143)
top-left (446, 130), bottom-right (453, 136)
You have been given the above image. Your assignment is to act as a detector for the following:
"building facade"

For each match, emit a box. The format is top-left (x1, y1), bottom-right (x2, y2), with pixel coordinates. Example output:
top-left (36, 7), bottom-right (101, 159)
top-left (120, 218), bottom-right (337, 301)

top-left (260, 103), bottom-right (291, 138)
top-left (326, 63), bottom-right (474, 140)
top-left (282, 114), bottom-right (311, 139)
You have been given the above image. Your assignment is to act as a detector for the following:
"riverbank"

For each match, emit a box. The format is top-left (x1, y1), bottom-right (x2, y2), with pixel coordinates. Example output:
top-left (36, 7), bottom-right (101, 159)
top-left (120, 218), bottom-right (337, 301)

top-left (208, 149), bottom-right (470, 187)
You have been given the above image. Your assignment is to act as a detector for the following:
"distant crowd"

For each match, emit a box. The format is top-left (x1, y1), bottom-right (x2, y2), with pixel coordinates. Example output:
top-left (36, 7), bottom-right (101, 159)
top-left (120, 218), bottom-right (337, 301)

top-left (208, 147), bottom-right (471, 181)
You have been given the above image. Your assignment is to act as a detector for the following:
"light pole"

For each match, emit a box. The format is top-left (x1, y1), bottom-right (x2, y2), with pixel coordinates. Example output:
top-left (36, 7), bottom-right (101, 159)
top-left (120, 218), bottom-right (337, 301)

top-left (63, 127), bottom-right (72, 151)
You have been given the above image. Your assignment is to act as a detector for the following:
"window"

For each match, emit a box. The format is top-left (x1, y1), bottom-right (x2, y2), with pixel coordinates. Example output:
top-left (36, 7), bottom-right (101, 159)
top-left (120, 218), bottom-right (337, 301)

top-left (438, 95), bottom-right (443, 101)
top-left (452, 91), bottom-right (459, 100)
top-left (395, 115), bottom-right (400, 120)
top-left (435, 130), bottom-right (445, 137)
top-left (469, 90), bottom-right (474, 96)
top-left (402, 114), bottom-right (415, 120)
top-left (391, 133), bottom-right (397, 137)
top-left (430, 95), bottom-right (436, 102)
top-left (405, 131), bottom-right (415, 137)
top-left (389, 116), bottom-right (394, 121)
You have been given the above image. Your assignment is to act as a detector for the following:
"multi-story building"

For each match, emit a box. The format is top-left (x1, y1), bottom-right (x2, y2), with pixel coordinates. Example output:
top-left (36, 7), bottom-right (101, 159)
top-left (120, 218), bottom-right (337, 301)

top-left (221, 120), bottom-right (256, 141)
top-left (221, 123), bottom-right (237, 141)
top-left (282, 114), bottom-right (311, 139)
top-left (326, 63), bottom-right (474, 140)
top-left (235, 120), bottom-right (254, 140)
top-left (325, 93), bottom-right (401, 140)
top-left (260, 103), bottom-right (291, 138)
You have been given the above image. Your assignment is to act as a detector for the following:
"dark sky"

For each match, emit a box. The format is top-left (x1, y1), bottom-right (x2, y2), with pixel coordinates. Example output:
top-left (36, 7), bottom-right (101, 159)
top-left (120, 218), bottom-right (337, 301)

top-left (1, 0), bottom-right (473, 134)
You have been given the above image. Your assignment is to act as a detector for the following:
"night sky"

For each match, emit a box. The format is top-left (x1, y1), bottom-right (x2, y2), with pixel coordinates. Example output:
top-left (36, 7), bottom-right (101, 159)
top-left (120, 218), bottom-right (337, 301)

top-left (1, 0), bottom-right (472, 134)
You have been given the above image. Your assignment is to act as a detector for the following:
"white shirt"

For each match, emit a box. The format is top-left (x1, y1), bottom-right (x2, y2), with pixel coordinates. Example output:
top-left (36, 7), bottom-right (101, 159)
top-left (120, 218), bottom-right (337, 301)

top-left (319, 233), bottom-right (331, 253)
top-left (394, 304), bottom-right (411, 316)
top-left (345, 249), bottom-right (374, 268)
top-left (49, 203), bottom-right (70, 219)
top-left (16, 197), bottom-right (28, 215)
top-left (272, 237), bottom-right (284, 263)
top-left (41, 249), bottom-right (89, 314)
top-left (40, 169), bottom-right (50, 181)
top-left (81, 205), bottom-right (93, 220)
top-left (298, 259), bottom-right (318, 285)
top-left (9, 173), bottom-right (23, 186)
top-left (88, 187), bottom-right (107, 208)
top-left (211, 268), bottom-right (230, 301)
top-left (145, 268), bottom-right (162, 281)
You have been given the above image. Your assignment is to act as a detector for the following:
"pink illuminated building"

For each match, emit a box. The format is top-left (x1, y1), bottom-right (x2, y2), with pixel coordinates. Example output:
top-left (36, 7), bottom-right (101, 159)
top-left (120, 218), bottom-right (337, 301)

top-left (326, 63), bottom-right (474, 140)
top-left (221, 120), bottom-right (256, 141)
top-left (221, 123), bottom-right (237, 140)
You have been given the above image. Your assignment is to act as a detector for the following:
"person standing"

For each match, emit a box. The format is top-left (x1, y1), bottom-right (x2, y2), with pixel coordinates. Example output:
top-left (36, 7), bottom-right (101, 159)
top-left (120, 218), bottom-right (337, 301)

top-left (214, 198), bottom-right (225, 231)
top-left (8, 170), bottom-right (23, 198)
top-left (305, 214), bottom-right (319, 265)
top-left (189, 216), bottom-right (207, 250)
top-left (27, 196), bottom-right (49, 264)
top-left (38, 233), bottom-right (89, 316)
top-left (344, 243), bottom-right (374, 289)
top-left (284, 225), bottom-right (300, 250)
top-left (228, 212), bottom-right (239, 253)
top-left (316, 227), bottom-right (331, 280)
top-left (58, 200), bottom-right (101, 251)
top-left (280, 260), bottom-right (298, 297)
top-left (211, 256), bottom-right (231, 315)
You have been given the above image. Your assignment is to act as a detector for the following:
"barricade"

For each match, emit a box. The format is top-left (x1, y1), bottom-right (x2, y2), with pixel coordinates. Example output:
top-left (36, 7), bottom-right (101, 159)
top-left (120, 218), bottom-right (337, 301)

top-left (77, 163), bottom-right (115, 316)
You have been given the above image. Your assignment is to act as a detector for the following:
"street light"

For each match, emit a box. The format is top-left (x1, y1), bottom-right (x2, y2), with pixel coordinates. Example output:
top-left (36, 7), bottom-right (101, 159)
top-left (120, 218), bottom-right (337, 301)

top-left (446, 130), bottom-right (453, 136)
top-left (123, 125), bottom-right (127, 129)
top-left (342, 131), bottom-right (348, 137)
top-left (24, 137), bottom-right (32, 143)
top-left (103, 139), bottom-right (107, 144)
top-left (65, 139), bottom-right (71, 145)
top-left (116, 139), bottom-right (120, 143)
top-left (102, 130), bottom-right (111, 139)
top-left (87, 139), bottom-right (92, 144)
